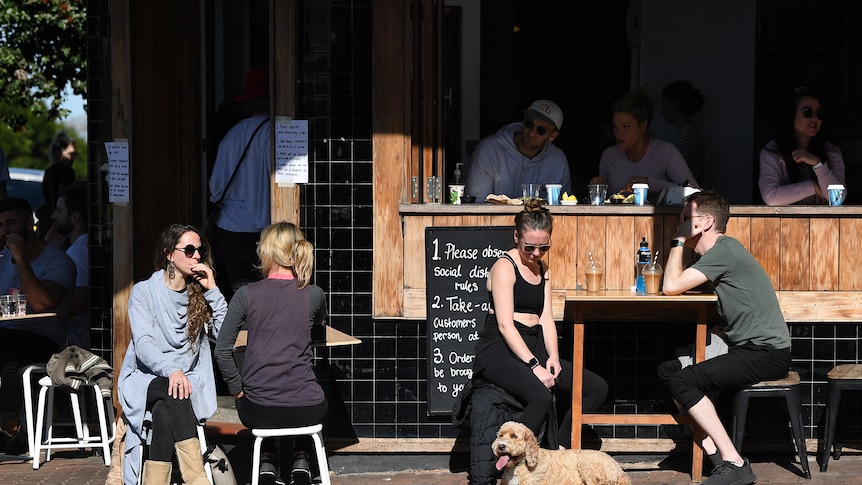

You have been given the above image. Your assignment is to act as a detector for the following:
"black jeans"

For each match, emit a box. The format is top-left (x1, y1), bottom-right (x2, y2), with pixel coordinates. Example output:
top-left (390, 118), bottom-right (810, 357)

top-left (145, 377), bottom-right (199, 462)
top-left (0, 330), bottom-right (58, 423)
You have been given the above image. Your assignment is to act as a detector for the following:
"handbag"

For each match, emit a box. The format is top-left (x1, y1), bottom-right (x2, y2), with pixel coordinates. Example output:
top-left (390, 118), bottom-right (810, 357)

top-left (206, 117), bottom-right (269, 243)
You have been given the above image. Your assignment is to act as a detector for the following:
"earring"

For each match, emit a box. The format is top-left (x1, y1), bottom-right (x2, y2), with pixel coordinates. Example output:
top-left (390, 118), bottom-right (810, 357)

top-left (168, 261), bottom-right (175, 280)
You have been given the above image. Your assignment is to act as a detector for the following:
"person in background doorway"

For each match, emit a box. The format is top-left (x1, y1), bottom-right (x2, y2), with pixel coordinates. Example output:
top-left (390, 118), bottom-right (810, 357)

top-left (51, 181), bottom-right (90, 348)
top-left (118, 223), bottom-right (226, 485)
top-left (209, 66), bottom-right (272, 300)
top-left (591, 87), bottom-right (698, 198)
top-left (758, 87), bottom-right (845, 206)
top-left (466, 100), bottom-right (572, 202)
top-left (661, 80), bottom-right (706, 183)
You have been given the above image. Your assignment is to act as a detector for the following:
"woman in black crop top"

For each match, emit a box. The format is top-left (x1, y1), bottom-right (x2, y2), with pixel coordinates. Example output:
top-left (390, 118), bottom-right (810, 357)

top-left (472, 200), bottom-right (607, 447)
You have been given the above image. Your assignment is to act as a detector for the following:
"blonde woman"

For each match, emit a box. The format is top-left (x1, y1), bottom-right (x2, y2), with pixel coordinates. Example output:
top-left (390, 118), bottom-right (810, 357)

top-left (215, 222), bottom-right (327, 485)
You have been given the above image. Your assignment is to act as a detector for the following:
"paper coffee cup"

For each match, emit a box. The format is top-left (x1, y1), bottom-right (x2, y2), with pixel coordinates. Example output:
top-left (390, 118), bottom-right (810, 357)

top-left (449, 185), bottom-right (465, 204)
top-left (827, 184), bottom-right (845, 206)
top-left (546, 184), bottom-right (562, 205)
top-left (632, 183), bottom-right (649, 206)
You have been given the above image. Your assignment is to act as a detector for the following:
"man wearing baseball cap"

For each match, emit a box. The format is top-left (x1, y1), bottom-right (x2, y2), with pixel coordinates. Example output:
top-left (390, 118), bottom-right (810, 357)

top-left (466, 99), bottom-right (572, 202)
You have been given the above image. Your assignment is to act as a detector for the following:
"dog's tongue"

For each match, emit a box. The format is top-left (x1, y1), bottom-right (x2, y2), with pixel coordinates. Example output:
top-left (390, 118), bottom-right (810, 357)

top-left (495, 455), bottom-right (510, 470)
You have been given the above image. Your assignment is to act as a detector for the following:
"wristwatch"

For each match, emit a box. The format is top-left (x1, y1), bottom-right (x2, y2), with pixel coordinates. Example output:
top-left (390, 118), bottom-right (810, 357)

top-left (526, 357), bottom-right (540, 368)
top-left (670, 239), bottom-right (685, 248)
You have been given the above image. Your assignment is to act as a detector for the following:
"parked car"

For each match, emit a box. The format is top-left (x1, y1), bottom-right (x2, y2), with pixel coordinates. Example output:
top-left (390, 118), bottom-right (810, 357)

top-left (8, 167), bottom-right (46, 221)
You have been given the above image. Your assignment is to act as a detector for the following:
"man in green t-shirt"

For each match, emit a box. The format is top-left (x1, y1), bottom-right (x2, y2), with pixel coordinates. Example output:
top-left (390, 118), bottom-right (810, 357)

top-left (661, 190), bottom-right (791, 485)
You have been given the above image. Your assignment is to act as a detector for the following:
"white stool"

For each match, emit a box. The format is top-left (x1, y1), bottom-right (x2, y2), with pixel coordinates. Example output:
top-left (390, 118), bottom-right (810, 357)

top-left (251, 424), bottom-right (330, 485)
top-left (32, 375), bottom-right (115, 469)
top-left (136, 423), bottom-right (213, 484)
top-left (21, 364), bottom-right (47, 460)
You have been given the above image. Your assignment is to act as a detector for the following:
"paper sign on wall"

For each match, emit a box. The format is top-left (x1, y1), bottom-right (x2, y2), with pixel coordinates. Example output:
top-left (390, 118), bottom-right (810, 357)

top-left (104, 140), bottom-right (130, 204)
top-left (274, 117), bottom-right (309, 186)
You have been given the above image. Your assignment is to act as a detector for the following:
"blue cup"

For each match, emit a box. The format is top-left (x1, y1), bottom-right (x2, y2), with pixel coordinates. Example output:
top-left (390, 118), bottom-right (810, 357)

top-left (545, 184), bottom-right (562, 205)
top-left (632, 183), bottom-right (649, 206)
top-left (827, 184), bottom-right (845, 206)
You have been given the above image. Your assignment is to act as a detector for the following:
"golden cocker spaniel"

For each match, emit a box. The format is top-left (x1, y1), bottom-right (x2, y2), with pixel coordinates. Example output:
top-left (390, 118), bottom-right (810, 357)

top-left (492, 421), bottom-right (631, 485)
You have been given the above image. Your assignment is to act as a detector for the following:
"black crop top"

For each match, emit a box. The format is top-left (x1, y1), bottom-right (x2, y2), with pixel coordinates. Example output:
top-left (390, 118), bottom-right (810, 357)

top-left (489, 254), bottom-right (545, 315)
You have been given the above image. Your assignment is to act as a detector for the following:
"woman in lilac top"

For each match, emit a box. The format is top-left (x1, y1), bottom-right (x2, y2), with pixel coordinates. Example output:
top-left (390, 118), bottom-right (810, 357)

top-left (759, 87), bottom-right (845, 206)
top-left (591, 87), bottom-right (698, 199)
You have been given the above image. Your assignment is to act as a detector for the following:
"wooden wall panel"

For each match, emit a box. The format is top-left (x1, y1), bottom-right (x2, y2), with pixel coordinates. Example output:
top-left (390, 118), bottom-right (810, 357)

top-left (403, 216), bottom-right (432, 289)
top-left (751, 218), bottom-right (781, 288)
top-left (779, 218), bottom-right (810, 290)
top-left (725, 216), bottom-right (752, 252)
top-left (810, 218), bottom-right (839, 290)
top-left (839, 218), bottom-right (862, 290)
top-left (552, 214), bottom-right (578, 290)
top-left (577, 217), bottom-right (608, 290)
top-left (605, 216), bottom-right (636, 290)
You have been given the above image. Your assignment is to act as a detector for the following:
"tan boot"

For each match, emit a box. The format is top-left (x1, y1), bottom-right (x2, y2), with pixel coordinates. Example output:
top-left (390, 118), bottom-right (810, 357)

top-left (142, 460), bottom-right (172, 485)
top-left (175, 437), bottom-right (210, 485)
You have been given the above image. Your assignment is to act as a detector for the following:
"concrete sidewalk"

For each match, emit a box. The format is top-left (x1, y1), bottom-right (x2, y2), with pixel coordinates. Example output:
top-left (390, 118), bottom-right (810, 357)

top-left (4, 449), bottom-right (862, 485)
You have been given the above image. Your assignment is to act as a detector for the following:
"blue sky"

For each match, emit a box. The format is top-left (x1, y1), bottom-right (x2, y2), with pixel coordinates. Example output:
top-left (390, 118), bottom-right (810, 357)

top-left (61, 89), bottom-right (87, 138)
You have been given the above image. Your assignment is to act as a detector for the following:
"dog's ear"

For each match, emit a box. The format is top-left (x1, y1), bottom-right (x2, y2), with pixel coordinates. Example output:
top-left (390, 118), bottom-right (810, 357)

top-left (524, 426), bottom-right (540, 468)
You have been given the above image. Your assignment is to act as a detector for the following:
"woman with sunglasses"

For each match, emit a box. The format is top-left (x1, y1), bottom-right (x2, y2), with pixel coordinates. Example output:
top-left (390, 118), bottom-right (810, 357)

top-left (591, 87), bottom-right (698, 198)
top-left (214, 222), bottom-right (327, 485)
top-left (472, 199), bottom-right (608, 447)
top-left (759, 87), bottom-right (845, 206)
top-left (118, 223), bottom-right (226, 485)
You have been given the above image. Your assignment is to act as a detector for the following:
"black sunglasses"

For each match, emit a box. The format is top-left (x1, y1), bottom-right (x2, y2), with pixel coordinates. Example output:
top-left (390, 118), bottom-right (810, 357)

top-left (521, 241), bottom-right (551, 253)
top-left (800, 106), bottom-right (824, 120)
top-left (175, 244), bottom-right (208, 259)
top-left (523, 118), bottom-right (554, 136)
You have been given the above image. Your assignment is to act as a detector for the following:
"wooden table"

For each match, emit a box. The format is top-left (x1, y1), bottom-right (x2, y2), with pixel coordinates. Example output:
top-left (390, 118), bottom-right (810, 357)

top-left (566, 290), bottom-right (717, 482)
top-left (0, 312), bottom-right (57, 321)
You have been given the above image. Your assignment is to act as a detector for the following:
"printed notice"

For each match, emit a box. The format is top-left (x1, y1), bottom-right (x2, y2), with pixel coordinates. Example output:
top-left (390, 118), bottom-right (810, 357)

top-left (274, 117), bottom-right (309, 185)
top-left (425, 227), bottom-right (513, 415)
top-left (104, 140), bottom-right (130, 203)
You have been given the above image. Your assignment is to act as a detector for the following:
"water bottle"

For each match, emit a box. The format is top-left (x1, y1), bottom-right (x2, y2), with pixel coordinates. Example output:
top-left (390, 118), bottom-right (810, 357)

top-left (636, 237), bottom-right (650, 293)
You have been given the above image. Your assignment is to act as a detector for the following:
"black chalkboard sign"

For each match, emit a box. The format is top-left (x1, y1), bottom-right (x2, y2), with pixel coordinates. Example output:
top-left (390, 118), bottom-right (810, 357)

top-left (426, 226), bottom-right (514, 415)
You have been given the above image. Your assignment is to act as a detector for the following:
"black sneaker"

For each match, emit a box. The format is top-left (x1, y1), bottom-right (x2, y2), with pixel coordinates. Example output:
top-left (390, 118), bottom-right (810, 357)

top-left (290, 452), bottom-right (312, 485)
top-left (259, 460), bottom-right (279, 485)
top-left (702, 458), bottom-right (756, 485)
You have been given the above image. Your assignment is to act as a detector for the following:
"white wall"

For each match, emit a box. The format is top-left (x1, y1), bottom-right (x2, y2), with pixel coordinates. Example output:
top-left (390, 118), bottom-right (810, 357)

top-left (639, 0), bottom-right (756, 203)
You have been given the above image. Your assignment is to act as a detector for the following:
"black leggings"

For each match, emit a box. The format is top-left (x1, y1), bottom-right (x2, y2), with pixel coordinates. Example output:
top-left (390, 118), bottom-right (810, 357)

top-left (145, 377), bottom-right (199, 462)
top-left (480, 353), bottom-right (607, 443)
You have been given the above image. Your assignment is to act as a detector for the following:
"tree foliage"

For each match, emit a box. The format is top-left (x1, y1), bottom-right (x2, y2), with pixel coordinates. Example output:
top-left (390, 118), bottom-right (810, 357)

top-left (0, 0), bottom-right (86, 131)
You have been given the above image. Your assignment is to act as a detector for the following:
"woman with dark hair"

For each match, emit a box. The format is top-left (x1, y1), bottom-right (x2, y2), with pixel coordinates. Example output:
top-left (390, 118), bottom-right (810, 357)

top-left (759, 87), bottom-right (845, 205)
top-left (591, 87), bottom-right (698, 198)
top-left (42, 131), bottom-right (78, 208)
top-left (118, 223), bottom-right (227, 485)
top-left (472, 199), bottom-right (607, 447)
top-left (661, 80), bottom-right (706, 182)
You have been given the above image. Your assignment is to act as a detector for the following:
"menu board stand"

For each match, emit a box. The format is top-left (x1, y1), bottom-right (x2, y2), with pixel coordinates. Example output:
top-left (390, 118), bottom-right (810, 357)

top-left (425, 226), bottom-right (513, 415)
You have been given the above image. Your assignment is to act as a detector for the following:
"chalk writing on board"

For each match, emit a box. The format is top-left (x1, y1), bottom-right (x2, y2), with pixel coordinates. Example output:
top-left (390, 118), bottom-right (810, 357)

top-left (426, 227), bottom-right (512, 415)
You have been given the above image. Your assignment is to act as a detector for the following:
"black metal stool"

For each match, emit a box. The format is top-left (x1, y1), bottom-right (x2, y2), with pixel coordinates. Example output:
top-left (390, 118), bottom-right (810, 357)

top-left (819, 364), bottom-right (862, 472)
top-left (731, 371), bottom-right (811, 479)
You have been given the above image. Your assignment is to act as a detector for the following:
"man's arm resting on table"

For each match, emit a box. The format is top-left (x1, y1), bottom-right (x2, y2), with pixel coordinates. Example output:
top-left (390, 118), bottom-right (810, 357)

top-left (662, 240), bottom-right (708, 295)
top-left (15, 260), bottom-right (67, 312)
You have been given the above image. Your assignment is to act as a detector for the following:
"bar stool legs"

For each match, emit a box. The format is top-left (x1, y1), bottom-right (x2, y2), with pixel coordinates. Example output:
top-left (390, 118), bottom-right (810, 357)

top-left (819, 364), bottom-right (862, 473)
top-left (250, 424), bottom-right (330, 485)
top-left (731, 371), bottom-right (810, 479)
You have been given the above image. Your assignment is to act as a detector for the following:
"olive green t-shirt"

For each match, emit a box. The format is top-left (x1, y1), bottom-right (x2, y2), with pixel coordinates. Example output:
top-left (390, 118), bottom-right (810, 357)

top-left (691, 236), bottom-right (790, 349)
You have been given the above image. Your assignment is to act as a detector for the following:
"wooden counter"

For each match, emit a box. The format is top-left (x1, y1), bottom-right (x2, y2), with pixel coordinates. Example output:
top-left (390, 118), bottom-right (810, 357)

top-left (390, 204), bottom-right (862, 320)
